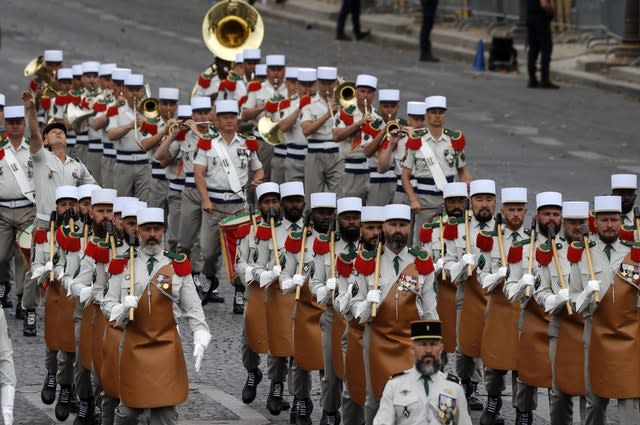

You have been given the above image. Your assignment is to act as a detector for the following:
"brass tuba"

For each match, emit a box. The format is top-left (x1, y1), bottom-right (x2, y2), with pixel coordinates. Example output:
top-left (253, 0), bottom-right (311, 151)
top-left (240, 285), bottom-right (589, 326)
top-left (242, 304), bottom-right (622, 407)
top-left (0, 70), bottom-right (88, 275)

top-left (202, 0), bottom-right (264, 61)
top-left (334, 81), bottom-right (357, 109)
top-left (138, 98), bottom-right (160, 120)
top-left (257, 116), bottom-right (284, 146)
top-left (66, 103), bottom-right (95, 134)
top-left (24, 55), bottom-right (60, 92)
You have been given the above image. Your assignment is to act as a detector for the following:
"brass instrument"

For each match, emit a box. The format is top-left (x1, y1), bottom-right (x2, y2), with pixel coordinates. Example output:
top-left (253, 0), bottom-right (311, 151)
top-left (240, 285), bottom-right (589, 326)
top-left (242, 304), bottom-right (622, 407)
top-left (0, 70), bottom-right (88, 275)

top-left (138, 98), bottom-right (160, 120)
top-left (257, 116), bottom-right (284, 145)
top-left (66, 103), bottom-right (95, 133)
top-left (334, 81), bottom-right (356, 109)
top-left (384, 119), bottom-right (402, 139)
top-left (24, 55), bottom-right (59, 92)
top-left (202, 0), bottom-right (264, 61)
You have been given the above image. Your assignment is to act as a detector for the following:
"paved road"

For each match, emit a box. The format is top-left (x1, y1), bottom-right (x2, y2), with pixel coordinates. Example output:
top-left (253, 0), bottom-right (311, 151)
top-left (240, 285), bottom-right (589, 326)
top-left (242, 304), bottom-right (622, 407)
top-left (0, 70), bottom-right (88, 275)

top-left (2, 0), bottom-right (637, 423)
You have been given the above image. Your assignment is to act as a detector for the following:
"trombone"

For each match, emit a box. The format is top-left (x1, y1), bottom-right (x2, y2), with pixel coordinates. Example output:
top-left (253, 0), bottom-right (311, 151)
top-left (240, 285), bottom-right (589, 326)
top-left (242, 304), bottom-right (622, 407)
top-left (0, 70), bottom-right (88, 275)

top-left (133, 84), bottom-right (160, 145)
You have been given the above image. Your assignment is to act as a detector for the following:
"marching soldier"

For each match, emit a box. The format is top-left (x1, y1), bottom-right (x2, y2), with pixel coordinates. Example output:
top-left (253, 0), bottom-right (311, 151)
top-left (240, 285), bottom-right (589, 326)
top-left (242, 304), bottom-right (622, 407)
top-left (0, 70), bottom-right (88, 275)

top-left (241, 54), bottom-right (288, 182)
top-left (30, 185), bottom-right (80, 420)
top-left (300, 66), bottom-right (342, 197)
top-left (87, 63), bottom-right (116, 187)
top-left (102, 68), bottom-right (131, 189)
top-left (363, 88), bottom-right (402, 206)
top-left (373, 320), bottom-right (471, 425)
top-left (242, 48), bottom-right (261, 83)
top-left (102, 208), bottom-right (211, 425)
top-left (377, 101), bottom-right (425, 205)
top-left (106, 73), bottom-right (153, 202)
top-left (23, 90), bottom-right (95, 229)
top-left (30, 49), bottom-right (64, 124)
top-left (80, 61), bottom-right (103, 176)
top-left (283, 68), bottom-right (315, 182)
top-left (332, 74), bottom-right (383, 201)
top-left (0, 105), bottom-right (35, 312)
top-left (610, 173), bottom-right (637, 231)
top-left (351, 204), bottom-right (437, 424)
top-left (402, 96), bottom-right (471, 244)
top-left (194, 99), bottom-right (264, 302)
top-left (571, 196), bottom-right (637, 425)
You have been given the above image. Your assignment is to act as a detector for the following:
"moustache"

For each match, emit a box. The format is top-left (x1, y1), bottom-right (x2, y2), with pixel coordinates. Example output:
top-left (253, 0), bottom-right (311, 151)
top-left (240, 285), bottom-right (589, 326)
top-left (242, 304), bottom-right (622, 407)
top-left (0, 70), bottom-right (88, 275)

top-left (147, 237), bottom-right (159, 244)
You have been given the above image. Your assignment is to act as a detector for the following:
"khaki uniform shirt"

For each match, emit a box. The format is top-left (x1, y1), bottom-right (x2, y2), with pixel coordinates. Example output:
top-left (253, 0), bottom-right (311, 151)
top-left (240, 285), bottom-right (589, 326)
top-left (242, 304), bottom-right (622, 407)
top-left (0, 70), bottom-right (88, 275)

top-left (0, 138), bottom-right (33, 200)
top-left (106, 103), bottom-right (144, 153)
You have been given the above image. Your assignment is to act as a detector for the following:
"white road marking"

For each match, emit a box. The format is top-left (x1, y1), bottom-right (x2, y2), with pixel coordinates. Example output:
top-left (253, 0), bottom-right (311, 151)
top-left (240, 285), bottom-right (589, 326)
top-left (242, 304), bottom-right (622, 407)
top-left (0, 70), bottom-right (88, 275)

top-left (529, 137), bottom-right (564, 146)
top-left (568, 150), bottom-right (608, 161)
top-left (488, 124), bottom-right (539, 136)
top-left (618, 165), bottom-right (640, 174)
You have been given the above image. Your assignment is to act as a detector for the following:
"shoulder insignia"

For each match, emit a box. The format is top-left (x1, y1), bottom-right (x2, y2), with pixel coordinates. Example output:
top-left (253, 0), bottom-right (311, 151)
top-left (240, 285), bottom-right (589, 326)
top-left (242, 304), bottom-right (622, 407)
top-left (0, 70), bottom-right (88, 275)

top-left (313, 233), bottom-right (331, 255)
top-left (446, 372), bottom-right (461, 384)
top-left (108, 257), bottom-right (129, 275)
top-left (409, 247), bottom-right (434, 275)
top-left (620, 240), bottom-right (638, 248)
top-left (284, 230), bottom-right (304, 253)
top-left (245, 136), bottom-right (260, 152)
top-left (34, 228), bottom-right (49, 244)
top-left (354, 249), bottom-right (376, 275)
top-left (408, 246), bottom-right (428, 259)
top-left (406, 136), bottom-right (422, 150)
top-left (197, 136), bottom-right (212, 151)
top-left (165, 251), bottom-right (192, 276)
top-left (444, 128), bottom-right (465, 151)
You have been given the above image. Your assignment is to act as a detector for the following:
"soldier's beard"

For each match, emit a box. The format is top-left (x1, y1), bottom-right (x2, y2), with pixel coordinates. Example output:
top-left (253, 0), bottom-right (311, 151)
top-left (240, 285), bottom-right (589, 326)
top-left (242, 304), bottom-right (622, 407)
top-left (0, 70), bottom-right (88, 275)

top-left (388, 232), bottom-right (408, 251)
top-left (339, 226), bottom-right (360, 243)
top-left (140, 238), bottom-right (164, 256)
top-left (93, 221), bottom-right (108, 238)
top-left (416, 356), bottom-right (441, 376)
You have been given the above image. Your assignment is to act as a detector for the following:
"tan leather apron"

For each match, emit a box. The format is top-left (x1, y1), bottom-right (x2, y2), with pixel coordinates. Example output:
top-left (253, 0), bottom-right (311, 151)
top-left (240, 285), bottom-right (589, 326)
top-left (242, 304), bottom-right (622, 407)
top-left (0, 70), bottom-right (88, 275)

top-left (44, 279), bottom-right (77, 353)
top-left (331, 308), bottom-right (347, 380)
top-left (481, 281), bottom-right (520, 370)
top-left (293, 277), bottom-right (326, 371)
top-left (100, 323), bottom-right (123, 399)
top-left (345, 320), bottom-right (366, 405)
top-left (369, 264), bottom-right (420, 400)
top-left (266, 279), bottom-right (295, 356)
top-left (556, 311), bottom-right (585, 396)
top-left (245, 283), bottom-right (269, 354)
top-left (459, 271), bottom-right (488, 357)
top-left (517, 301), bottom-right (552, 388)
top-left (436, 277), bottom-right (457, 353)
top-left (120, 264), bottom-right (188, 408)
top-left (589, 261), bottom-right (640, 399)
top-left (92, 310), bottom-right (107, 373)
top-left (79, 303), bottom-right (97, 370)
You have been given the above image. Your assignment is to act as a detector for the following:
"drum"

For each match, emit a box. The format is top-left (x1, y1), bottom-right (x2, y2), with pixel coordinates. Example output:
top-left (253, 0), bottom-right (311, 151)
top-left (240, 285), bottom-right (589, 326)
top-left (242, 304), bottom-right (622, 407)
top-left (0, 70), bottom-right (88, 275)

top-left (16, 223), bottom-right (34, 271)
top-left (218, 212), bottom-right (253, 282)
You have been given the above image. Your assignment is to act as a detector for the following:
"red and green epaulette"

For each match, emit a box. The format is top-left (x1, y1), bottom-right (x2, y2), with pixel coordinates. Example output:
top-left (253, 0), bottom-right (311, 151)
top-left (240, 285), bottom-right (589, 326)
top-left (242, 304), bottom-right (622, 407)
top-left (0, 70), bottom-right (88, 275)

top-left (34, 228), bottom-right (49, 244)
top-left (164, 251), bottom-right (193, 276)
top-left (197, 68), bottom-right (217, 89)
top-left (218, 78), bottom-right (237, 92)
top-left (298, 95), bottom-right (312, 109)
top-left (443, 128), bottom-right (465, 151)
top-left (92, 98), bottom-right (109, 113)
top-left (197, 135), bottom-right (213, 151)
top-left (140, 118), bottom-right (161, 136)
top-left (85, 236), bottom-right (110, 264)
top-left (336, 250), bottom-right (357, 278)
top-left (255, 222), bottom-right (272, 241)
top-left (338, 105), bottom-right (357, 126)
top-left (284, 230), bottom-right (304, 253)
top-left (247, 80), bottom-right (262, 92)
top-left (56, 225), bottom-right (82, 252)
top-left (506, 237), bottom-right (531, 264)
top-left (443, 217), bottom-right (465, 240)
top-left (312, 233), bottom-right (330, 255)
top-left (408, 247), bottom-right (435, 275)
top-left (108, 255), bottom-right (129, 275)
top-left (354, 248), bottom-right (377, 276)
top-left (476, 229), bottom-right (496, 252)
top-left (69, 90), bottom-right (82, 105)
top-left (55, 91), bottom-right (70, 106)
top-left (566, 240), bottom-right (595, 263)
top-left (535, 241), bottom-right (559, 266)
top-left (40, 94), bottom-right (52, 110)
top-left (419, 219), bottom-right (442, 244)
top-left (264, 96), bottom-right (286, 113)
top-left (406, 135), bottom-right (422, 150)
top-left (244, 135), bottom-right (260, 152)
top-left (361, 119), bottom-right (382, 138)
top-left (588, 210), bottom-right (597, 234)
top-left (619, 224), bottom-right (637, 242)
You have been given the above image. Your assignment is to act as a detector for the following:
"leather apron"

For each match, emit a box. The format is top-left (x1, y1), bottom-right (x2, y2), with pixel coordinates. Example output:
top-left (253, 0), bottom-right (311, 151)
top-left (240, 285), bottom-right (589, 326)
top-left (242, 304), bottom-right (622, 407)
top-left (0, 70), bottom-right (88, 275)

top-left (92, 310), bottom-right (108, 374)
top-left (436, 276), bottom-right (457, 353)
top-left (459, 271), bottom-right (488, 358)
top-left (100, 322), bottom-right (124, 399)
top-left (245, 283), bottom-right (269, 354)
top-left (345, 320), bottom-right (366, 405)
top-left (369, 264), bottom-right (420, 400)
top-left (517, 300), bottom-right (552, 388)
top-left (79, 303), bottom-right (97, 370)
top-left (589, 261), bottom-right (640, 399)
top-left (331, 307), bottom-right (347, 380)
top-left (481, 281), bottom-right (520, 370)
top-left (266, 279), bottom-right (295, 356)
top-left (44, 279), bottom-right (77, 353)
top-left (556, 311), bottom-right (585, 396)
top-left (293, 277), bottom-right (326, 371)
top-left (120, 264), bottom-right (188, 408)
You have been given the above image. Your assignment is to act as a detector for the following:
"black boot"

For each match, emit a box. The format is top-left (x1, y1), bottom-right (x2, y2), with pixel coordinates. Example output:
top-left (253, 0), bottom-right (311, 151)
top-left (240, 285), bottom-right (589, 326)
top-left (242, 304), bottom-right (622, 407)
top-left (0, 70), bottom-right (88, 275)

top-left (242, 368), bottom-right (263, 404)
top-left (55, 385), bottom-right (72, 421)
top-left (0, 283), bottom-right (12, 308)
top-left (420, 43), bottom-right (440, 62)
top-left (15, 295), bottom-right (24, 320)
top-left (290, 397), bottom-right (298, 424)
top-left (295, 398), bottom-right (313, 425)
top-left (462, 380), bottom-right (483, 411)
top-left (207, 276), bottom-right (224, 303)
top-left (94, 403), bottom-right (102, 425)
top-left (41, 372), bottom-right (57, 405)
top-left (516, 408), bottom-right (533, 425)
top-left (24, 309), bottom-right (37, 336)
top-left (480, 396), bottom-right (502, 425)
top-left (233, 282), bottom-right (245, 314)
top-left (267, 381), bottom-right (288, 415)
top-left (320, 410), bottom-right (341, 425)
top-left (72, 398), bottom-right (92, 425)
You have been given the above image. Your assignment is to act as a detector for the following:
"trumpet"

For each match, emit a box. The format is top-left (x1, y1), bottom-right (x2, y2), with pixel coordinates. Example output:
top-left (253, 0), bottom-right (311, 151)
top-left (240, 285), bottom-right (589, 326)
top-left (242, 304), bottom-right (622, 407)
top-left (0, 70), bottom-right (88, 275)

top-left (334, 80), bottom-right (357, 109)
top-left (385, 120), bottom-right (404, 139)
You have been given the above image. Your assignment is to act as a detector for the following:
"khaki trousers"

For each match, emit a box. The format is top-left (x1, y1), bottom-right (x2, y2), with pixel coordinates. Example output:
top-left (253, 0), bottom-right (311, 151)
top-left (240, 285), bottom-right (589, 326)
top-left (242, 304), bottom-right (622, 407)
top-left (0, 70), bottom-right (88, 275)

top-left (113, 162), bottom-right (153, 204)
top-left (0, 205), bottom-right (34, 297)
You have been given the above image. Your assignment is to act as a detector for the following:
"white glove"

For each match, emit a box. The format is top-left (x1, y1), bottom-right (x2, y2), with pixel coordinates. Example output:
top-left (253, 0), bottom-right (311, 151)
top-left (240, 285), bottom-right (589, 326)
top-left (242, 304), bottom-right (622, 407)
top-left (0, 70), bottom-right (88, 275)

top-left (366, 289), bottom-right (381, 304)
top-left (435, 258), bottom-right (444, 272)
top-left (507, 273), bottom-right (534, 301)
top-left (585, 280), bottom-right (600, 295)
top-left (79, 287), bottom-right (93, 304)
top-left (31, 261), bottom-right (53, 280)
top-left (520, 273), bottom-right (535, 288)
top-left (56, 269), bottom-right (65, 281)
top-left (544, 288), bottom-right (569, 313)
top-left (481, 273), bottom-right (500, 292)
top-left (293, 274), bottom-right (305, 287)
top-left (272, 265), bottom-right (281, 277)
top-left (355, 300), bottom-right (372, 322)
top-left (326, 277), bottom-right (337, 291)
top-left (1, 385), bottom-right (14, 425)
top-left (193, 329), bottom-right (211, 372)
top-left (109, 304), bottom-right (124, 322)
top-left (244, 266), bottom-right (254, 284)
top-left (281, 278), bottom-right (295, 294)
top-left (496, 266), bottom-right (508, 279)
top-left (316, 286), bottom-right (329, 304)
top-left (259, 270), bottom-right (275, 288)
top-left (462, 253), bottom-right (476, 268)
top-left (448, 261), bottom-right (465, 282)
top-left (123, 295), bottom-right (138, 310)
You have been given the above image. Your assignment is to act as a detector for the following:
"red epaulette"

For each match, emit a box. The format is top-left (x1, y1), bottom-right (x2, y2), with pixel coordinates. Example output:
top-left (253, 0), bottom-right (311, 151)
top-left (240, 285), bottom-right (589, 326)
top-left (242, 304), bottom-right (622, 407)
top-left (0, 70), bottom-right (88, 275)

top-left (619, 225), bottom-right (636, 242)
top-left (284, 230), bottom-right (304, 253)
top-left (93, 101), bottom-right (107, 113)
top-left (631, 246), bottom-right (640, 263)
top-left (339, 108), bottom-right (354, 126)
top-left (107, 105), bottom-right (119, 117)
top-left (588, 211), bottom-right (597, 234)
top-left (255, 223), bottom-right (271, 241)
top-left (245, 137), bottom-right (259, 152)
top-left (34, 228), bottom-right (49, 244)
top-left (197, 137), bottom-right (212, 151)
top-left (85, 238), bottom-right (110, 264)
top-left (535, 244), bottom-right (553, 266)
top-left (507, 244), bottom-right (523, 264)
top-left (476, 230), bottom-right (494, 252)
top-left (354, 249), bottom-right (376, 276)
top-left (0, 150), bottom-right (5, 161)
top-left (443, 219), bottom-right (459, 240)
top-left (298, 95), bottom-right (312, 109)
top-left (108, 257), bottom-right (128, 275)
top-left (170, 253), bottom-right (192, 276)
top-left (336, 252), bottom-right (355, 278)
top-left (198, 73), bottom-right (212, 89)
top-left (450, 131), bottom-right (466, 151)
top-left (41, 95), bottom-right (52, 110)
top-left (361, 121), bottom-right (380, 138)
top-left (247, 81), bottom-right (261, 92)
top-left (313, 233), bottom-right (330, 255)
top-left (406, 136), bottom-right (422, 150)
top-left (218, 79), bottom-right (237, 92)
top-left (566, 242), bottom-right (584, 263)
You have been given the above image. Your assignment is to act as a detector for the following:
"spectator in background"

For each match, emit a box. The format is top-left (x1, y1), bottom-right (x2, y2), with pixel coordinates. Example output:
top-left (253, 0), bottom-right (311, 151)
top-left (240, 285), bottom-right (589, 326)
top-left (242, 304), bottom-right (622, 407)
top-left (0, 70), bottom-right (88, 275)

top-left (420, 0), bottom-right (440, 62)
top-left (527, 0), bottom-right (559, 88)
top-left (336, 0), bottom-right (371, 41)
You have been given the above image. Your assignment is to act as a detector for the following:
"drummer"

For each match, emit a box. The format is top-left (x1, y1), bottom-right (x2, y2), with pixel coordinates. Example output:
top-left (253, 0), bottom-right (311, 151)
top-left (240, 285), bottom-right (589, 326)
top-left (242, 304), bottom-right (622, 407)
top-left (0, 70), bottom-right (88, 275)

top-left (0, 105), bottom-right (36, 317)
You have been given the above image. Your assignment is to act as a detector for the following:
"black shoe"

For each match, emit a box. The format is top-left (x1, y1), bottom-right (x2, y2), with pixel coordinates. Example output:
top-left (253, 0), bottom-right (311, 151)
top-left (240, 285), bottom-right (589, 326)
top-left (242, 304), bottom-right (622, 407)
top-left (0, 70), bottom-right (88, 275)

top-left (320, 410), bottom-right (341, 425)
top-left (70, 393), bottom-right (79, 414)
top-left (295, 398), bottom-right (313, 425)
top-left (193, 274), bottom-right (211, 306)
top-left (94, 404), bottom-right (102, 425)
top-left (41, 372), bottom-right (57, 405)
top-left (355, 30), bottom-right (371, 40)
top-left (24, 309), bottom-right (37, 336)
top-left (527, 80), bottom-right (540, 88)
top-left (495, 414), bottom-right (505, 425)
top-left (516, 409), bottom-right (533, 425)
top-left (72, 399), bottom-right (91, 425)
top-left (420, 52), bottom-right (440, 62)
top-left (540, 81), bottom-right (560, 89)
top-left (15, 296), bottom-right (24, 320)
top-left (290, 397), bottom-right (298, 424)
top-left (55, 385), bottom-right (72, 421)
top-left (242, 368), bottom-right (263, 404)
top-left (267, 381), bottom-right (287, 415)
top-left (480, 396), bottom-right (502, 425)
top-left (208, 290), bottom-right (225, 303)
top-left (0, 283), bottom-right (12, 308)
top-left (336, 33), bottom-right (352, 41)
top-left (233, 287), bottom-right (245, 314)
top-left (462, 380), bottom-right (484, 411)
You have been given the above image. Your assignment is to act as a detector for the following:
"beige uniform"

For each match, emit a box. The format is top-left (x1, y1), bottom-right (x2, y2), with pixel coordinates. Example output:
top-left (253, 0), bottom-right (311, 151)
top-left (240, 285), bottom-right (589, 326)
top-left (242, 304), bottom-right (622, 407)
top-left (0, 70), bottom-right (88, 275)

top-left (85, 90), bottom-right (105, 184)
top-left (277, 97), bottom-right (307, 183)
top-left (374, 368), bottom-right (471, 425)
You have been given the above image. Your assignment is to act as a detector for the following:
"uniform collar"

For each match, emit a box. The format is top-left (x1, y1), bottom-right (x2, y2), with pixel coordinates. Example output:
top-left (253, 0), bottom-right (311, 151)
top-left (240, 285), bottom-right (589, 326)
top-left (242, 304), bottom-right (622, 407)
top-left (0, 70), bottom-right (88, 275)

top-left (6, 137), bottom-right (29, 151)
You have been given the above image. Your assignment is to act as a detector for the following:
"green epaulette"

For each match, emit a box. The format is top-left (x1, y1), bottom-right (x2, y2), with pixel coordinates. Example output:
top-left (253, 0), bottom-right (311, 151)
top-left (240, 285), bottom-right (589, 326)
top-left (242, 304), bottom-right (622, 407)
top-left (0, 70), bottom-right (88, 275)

top-left (345, 104), bottom-right (357, 115)
top-left (408, 246), bottom-right (429, 259)
top-left (398, 118), bottom-right (408, 126)
top-left (412, 128), bottom-right (428, 138)
top-left (371, 118), bottom-right (383, 128)
top-left (443, 128), bottom-right (462, 138)
top-left (621, 240), bottom-right (640, 248)
top-left (164, 251), bottom-right (188, 261)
